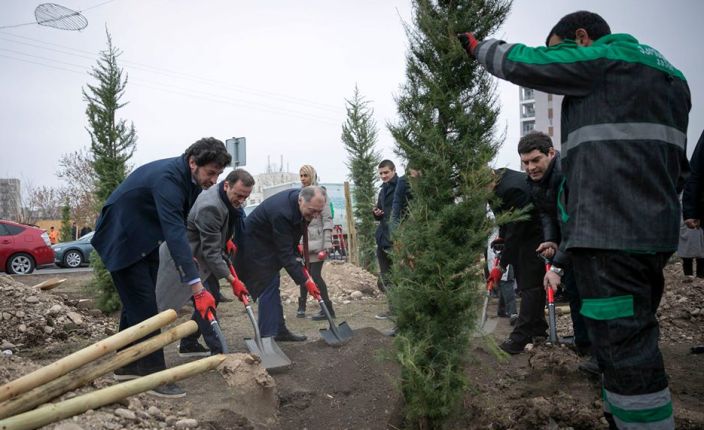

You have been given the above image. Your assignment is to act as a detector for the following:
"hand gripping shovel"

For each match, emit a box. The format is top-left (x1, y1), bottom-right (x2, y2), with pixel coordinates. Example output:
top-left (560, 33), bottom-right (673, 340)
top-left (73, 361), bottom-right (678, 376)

top-left (541, 256), bottom-right (559, 345)
top-left (300, 237), bottom-right (353, 346)
top-left (227, 262), bottom-right (291, 371)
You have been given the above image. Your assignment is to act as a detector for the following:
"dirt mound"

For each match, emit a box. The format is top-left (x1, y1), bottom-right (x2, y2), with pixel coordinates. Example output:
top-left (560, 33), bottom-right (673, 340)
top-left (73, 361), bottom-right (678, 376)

top-left (0, 275), bottom-right (115, 354)
top-left (272, 326), bottom-right (401, 430)
top-left (279, 261), bottom-right (380, 304)
top-left (658, 264), bottom-right (704, 345)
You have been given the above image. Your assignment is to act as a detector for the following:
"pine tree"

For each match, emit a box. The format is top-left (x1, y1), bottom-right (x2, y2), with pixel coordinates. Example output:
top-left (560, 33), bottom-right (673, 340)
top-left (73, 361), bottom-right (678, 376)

top-left (59, 201), bottom-right (72, 242)
top-left (387, 1), bottom-right (511, 427)
top-left (341, 85), bottom-right (382, 271)
top-left (84, 30), bottom-right (137, 312)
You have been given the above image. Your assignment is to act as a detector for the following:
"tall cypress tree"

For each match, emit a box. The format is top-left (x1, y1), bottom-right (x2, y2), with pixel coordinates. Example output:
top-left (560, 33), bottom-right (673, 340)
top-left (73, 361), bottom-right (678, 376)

top-left (341, 85), bottom-right (381, 271)
top-left (84, 30), bottom-right (137, 312)
top-left (388, 1), bottom-right (510, 427)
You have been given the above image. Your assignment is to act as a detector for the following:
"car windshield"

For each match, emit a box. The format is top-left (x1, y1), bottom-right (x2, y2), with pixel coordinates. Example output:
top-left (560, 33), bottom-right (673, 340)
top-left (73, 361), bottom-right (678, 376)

top-left (78, 232), bottom-right (94, 242)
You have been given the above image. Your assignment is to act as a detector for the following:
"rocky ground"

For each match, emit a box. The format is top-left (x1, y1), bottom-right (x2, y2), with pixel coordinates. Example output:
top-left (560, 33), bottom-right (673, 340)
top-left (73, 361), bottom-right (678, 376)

top-left (0, 260), bottom-right (702, 429)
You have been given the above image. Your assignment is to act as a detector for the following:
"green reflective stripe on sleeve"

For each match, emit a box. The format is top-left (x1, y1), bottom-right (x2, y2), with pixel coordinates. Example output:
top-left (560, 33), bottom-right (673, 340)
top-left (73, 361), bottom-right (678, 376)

top-left (505, 34), bottom-right (685, 80)
top-left (581, 295), bottom-right (634, 320)
top-left (607, 399), bottom-right (673, 424)
top-left (557, 178), bottom-right (568, 223)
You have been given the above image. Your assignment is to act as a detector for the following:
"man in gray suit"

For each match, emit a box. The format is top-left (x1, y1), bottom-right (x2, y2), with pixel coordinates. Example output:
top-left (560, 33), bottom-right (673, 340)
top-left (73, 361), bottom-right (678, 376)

top-left (157, 169), bottom-right (254, 356)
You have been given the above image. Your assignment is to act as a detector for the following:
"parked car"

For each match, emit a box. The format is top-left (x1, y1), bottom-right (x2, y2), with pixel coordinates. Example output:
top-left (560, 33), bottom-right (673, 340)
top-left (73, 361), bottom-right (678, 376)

top-left (52, 232), bottom-right (94, 268)
top-left (0, 220), bottom-right (55, 274)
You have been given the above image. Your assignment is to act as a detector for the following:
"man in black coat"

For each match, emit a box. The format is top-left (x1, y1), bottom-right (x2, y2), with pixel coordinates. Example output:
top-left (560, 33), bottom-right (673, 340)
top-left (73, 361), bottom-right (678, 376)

top-left (236, 186), bottom-right (327, 341)
top-left (91, 137), bottom-right (231, 398)
top-left (372, 159), bottom-right (397, 320)
top-left (490, 168), bottom-right (548, 354)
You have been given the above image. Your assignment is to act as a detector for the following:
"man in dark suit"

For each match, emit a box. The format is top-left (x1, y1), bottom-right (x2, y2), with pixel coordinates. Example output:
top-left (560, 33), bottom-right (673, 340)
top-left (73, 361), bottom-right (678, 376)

top-left (373, 159), bottom-right (397, 320)
top-left (91, 137), bottom-right (231, 398)
top-left (236, 186), bottom-right (327, 341)
top-left (156, 168), bottom-right (254, 356)
top-left (490, 168), bottom-right (548, 354)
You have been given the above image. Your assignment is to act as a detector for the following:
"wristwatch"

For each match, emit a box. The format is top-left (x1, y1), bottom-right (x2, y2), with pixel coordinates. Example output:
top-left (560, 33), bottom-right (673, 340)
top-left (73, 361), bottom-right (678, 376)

top-left (549, 266), bottom-right (564, 277)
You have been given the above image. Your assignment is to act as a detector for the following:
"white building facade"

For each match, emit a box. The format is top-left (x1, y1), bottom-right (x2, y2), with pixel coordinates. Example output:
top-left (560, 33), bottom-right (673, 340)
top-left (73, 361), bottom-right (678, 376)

top-left (519, 87), bottom-right (563, 150)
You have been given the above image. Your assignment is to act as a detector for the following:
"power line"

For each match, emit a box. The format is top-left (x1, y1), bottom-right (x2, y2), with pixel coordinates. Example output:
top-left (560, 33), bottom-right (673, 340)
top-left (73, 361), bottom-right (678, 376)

top-left (0, 51), bottom-right (342, 126)
top-left (0, 31), bottom-right (346, 114)
top-left (0, 0), bottom-right (118, 30)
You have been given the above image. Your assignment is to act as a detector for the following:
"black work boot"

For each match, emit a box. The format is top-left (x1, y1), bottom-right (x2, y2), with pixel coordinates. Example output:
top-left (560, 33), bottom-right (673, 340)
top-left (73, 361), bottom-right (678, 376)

top-left (296, 297), bottom-right (306, 318)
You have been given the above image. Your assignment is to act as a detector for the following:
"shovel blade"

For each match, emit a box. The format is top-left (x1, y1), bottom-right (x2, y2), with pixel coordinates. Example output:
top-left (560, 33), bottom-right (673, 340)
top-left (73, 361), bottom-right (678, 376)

top-left (320, 321), bottom-right (353, 346)
top-left (244, 336), bottom-right (292, 372)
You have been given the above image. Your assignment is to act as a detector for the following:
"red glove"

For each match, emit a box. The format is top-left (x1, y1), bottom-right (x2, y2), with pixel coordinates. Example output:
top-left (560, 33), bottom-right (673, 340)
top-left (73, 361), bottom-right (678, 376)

top-left (226, 239), bottom-right (237, 256)
top-left (488, 266), bottom-right (503, 285)
top-left (317, 250), bottom-right (328, 261)
top-left (193, 288), bottom-right (216, 320)
top-left (304, 278), bottom-right (320, 299)
top-left (457, 32), bottom-right (479, 56)
top-left (230, 277), bottom-right (249, 302)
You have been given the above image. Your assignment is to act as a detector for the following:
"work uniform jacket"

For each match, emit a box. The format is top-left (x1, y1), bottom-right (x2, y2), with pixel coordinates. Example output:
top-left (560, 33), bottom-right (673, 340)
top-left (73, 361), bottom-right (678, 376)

top-left (235, 189), bottom-right (308, 297)
top-left (477, 33), bottom-right (691, 252)
top-left (92, 156), bottom-right (201, 282)
top-left (374, 174), bottom-right (398, 249)
top-left (155, 182), bottom-right (244, 311)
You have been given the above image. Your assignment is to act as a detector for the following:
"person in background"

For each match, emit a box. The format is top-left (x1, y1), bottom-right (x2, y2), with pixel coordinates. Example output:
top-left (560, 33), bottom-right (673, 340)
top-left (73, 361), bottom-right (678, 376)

top-left (373, 159), bottom-right (398, 320)
top-left (48, 226), bottom-right (58, 245)
top-left (296, 165), bottom-right (335, 320)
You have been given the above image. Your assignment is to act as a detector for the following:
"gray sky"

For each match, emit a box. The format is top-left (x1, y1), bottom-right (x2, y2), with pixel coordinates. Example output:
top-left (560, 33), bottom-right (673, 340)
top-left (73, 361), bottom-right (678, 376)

top-left (1, 0), bottom-right (702, 191)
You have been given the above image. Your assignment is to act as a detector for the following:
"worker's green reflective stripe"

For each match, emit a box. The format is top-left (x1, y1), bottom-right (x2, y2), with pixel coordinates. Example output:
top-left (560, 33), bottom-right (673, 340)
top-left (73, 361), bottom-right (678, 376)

top-left (603, 392), bottom-right (673, 424)
top-left (580, 295), bottom-right (634, 320)
top-left (557, 178), bottom-right (568, 223)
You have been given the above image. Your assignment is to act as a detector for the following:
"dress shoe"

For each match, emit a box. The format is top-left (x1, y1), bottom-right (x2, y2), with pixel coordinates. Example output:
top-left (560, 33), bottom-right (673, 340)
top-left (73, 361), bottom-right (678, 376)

top-left (274, 330), bottom-right (307, 342)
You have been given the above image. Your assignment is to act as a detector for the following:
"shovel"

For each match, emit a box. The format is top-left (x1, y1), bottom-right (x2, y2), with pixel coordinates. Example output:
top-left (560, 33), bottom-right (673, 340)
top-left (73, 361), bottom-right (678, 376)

top-left (299, 237), bottom-right (353, 346)
top-left (227, 261), bottom-right (291, 371)
top-left (541, 256), bottom-right (559, 345)
top-left (205, 308), bottom-right (229, 354)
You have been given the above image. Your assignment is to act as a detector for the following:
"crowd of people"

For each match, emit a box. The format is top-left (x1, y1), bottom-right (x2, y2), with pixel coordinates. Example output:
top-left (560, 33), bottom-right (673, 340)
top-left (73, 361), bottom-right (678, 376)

top-left (86, 9), bottom-right (700, 430)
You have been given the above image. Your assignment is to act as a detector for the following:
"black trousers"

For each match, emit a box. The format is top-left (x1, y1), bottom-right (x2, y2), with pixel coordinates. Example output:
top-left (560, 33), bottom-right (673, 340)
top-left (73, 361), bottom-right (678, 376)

top-left (376, 246), bottom-right (393, 293)
top-left (181, 275), bottom-right (222, 353)
top-left (681, 257), bottom-right (704, 277)
top-left (110, 248), bottom-right (165, 373)
top-left (509, 249), bottom-right (548, 343)
top-left (563, 269), bottom-right (590, 348)
top-left (571, 249), bottom-right (674, 428)
top-left (299, 261), bottom-right (334, 313)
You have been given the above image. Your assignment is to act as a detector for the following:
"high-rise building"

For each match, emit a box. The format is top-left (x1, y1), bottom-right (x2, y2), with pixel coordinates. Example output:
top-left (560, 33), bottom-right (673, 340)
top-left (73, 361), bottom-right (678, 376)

top-left (519, 87), bottom-right (563, 150)
top-left (0, 178), bottom-right (21, 221)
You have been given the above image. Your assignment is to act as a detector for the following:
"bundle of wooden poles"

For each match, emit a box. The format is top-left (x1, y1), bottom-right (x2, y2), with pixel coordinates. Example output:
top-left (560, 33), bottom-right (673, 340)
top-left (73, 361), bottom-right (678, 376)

top-left (0, 310), bottom-right (225, 430)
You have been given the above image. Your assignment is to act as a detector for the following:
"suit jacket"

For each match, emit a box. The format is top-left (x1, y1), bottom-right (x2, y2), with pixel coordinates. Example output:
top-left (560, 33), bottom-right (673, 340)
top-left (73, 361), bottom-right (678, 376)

top-left (91, 156), bottom-right (201, 281)
top-left (156, 182), bottom-right (243, 310)
top-left (374, 174), bottom-right (398, 249)
top-left (236, 189), bottom-right (308, 297)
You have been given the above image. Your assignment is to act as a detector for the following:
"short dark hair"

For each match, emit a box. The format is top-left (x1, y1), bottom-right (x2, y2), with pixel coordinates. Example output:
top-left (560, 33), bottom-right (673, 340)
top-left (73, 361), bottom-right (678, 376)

top-left (184, 137), bottom-right (231, 168)
top-left (518, 131), bottom-right (554, 155)
top-left (546, 11), bottom-right (611, 46)
top-left (378, 159), bottom-right (395, 170)
top-left (225, 168), bottom-right (255, 187)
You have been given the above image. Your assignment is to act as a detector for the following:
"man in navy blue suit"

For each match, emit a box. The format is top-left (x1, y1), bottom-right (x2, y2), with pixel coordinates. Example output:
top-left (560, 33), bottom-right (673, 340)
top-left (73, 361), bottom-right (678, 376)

top-left (92, 137), bottom-right (231, 398)
top-left (236, 186), bottom-right (327, 341)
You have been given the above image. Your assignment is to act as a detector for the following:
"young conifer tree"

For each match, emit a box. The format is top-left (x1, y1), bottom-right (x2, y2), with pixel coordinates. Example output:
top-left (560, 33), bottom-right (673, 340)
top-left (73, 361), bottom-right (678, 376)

top-left (83, 31), bottom-right (137, 312)
top-left (342, 85), bottom-right (382, 271)
top-left (59, 201), bottom-right (72, 243)
top-left (388, 0), bottom-right (510, 426)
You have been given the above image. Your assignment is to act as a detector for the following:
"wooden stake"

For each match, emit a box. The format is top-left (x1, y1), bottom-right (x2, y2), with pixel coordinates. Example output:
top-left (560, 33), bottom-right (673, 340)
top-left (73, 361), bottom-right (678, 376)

top-left (343, 181), bottom-right (359, 265)
top-left (0, 354), bottom-right (226, 430)
top-left (0, 309), bottom-right (177, 403)
top-left (0, 320), bottom-right (197, 419)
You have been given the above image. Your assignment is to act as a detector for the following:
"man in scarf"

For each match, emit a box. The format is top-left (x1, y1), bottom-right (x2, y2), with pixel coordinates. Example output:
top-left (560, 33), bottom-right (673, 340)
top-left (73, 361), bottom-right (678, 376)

top-left (156, 169), bottom-right (255, 356)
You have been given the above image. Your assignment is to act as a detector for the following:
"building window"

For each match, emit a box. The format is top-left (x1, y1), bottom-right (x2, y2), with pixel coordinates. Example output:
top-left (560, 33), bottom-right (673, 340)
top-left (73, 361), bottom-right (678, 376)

top-left (548, 108), bottom-right (553, 119)
top-left (548, 126), bottom-right (554, 137)
top-left (521, 103), bottom-right (535, 118)
top-left (520, 87), bottom-right (534, 101)
top-left (521, 120), bottom-right (535, 136)
top-left (548, 93), bottom-right (553, 102)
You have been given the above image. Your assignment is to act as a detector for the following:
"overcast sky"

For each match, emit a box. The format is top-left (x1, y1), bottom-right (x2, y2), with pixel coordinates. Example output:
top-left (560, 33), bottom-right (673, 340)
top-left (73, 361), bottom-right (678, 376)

top-left (1, 0), bottom-right (702, 192)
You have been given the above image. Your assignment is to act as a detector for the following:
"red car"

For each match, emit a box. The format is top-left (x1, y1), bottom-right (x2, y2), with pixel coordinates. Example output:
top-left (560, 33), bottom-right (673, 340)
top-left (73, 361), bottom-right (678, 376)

top-left (0, 220), bottom-right (55, 274)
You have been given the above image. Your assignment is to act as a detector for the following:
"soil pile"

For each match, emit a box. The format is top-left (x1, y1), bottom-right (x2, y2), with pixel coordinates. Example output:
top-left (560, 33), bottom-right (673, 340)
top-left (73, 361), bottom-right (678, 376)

top-left (279, 261), bottom-right (380, 304)
top-left (272, 327), bottom-right (400, 430)
top-left (658, 263), bottom-right (704, 344)
top-left (0, 275), bottom-right (115, 353)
